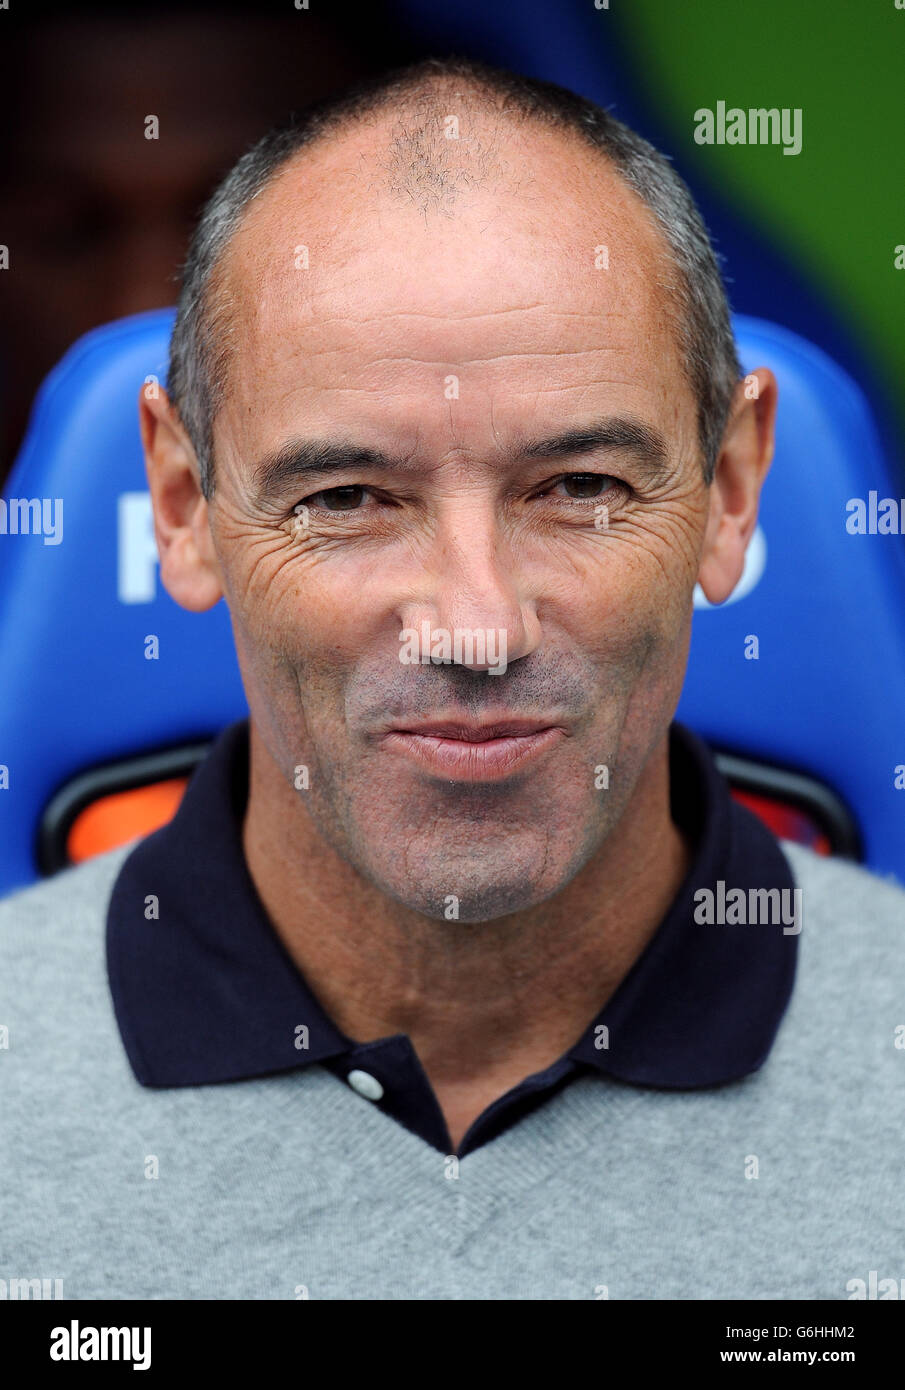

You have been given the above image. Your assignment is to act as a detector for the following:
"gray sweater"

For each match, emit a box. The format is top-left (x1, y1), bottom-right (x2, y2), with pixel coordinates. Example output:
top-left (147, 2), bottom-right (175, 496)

top-left (1, 841), bottom-right (903, 1300)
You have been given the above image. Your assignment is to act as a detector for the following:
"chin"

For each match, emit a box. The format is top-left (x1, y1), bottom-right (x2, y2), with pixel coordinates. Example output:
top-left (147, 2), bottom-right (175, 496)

top-left (357, 833), bottom-right (592, 923)
top-left (384, 879), bottom-right (560, 923)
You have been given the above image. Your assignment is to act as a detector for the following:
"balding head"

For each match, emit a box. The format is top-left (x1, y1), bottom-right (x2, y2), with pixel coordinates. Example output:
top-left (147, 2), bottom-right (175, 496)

top-left (167, 57), bottom-right (740, 498)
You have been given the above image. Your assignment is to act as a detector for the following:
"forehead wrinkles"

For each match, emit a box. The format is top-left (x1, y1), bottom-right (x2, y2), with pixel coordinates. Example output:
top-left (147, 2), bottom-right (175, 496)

top-left (211, 117), bottom-right (688, 431)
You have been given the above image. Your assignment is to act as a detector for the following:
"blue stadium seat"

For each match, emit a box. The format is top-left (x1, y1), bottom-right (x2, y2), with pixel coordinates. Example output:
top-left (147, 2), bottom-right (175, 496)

top-left (1, 308), bottom-right (903, 895)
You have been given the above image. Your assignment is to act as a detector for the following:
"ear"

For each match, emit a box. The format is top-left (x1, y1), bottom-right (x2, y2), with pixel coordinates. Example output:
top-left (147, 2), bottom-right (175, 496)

top-left (697, 367), bottom-right (777, 605)
top-left (138, 384), bottom-right (223, 611)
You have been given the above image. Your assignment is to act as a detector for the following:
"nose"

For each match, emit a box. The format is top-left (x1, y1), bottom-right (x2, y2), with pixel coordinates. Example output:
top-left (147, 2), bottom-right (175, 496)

top-left (398, 499), bottom-right (541, 673)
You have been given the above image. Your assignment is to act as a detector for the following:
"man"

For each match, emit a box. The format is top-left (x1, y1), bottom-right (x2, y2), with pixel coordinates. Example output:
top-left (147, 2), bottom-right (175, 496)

top-left (2, 57), bottom-right (903, 1301)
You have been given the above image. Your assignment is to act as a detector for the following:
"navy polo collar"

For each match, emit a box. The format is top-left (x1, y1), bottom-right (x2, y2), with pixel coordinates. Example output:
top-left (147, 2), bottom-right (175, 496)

top-left (567, 724), bottom-right (798, 1085)
top-left (107, 719), bottom-right (797, 1094)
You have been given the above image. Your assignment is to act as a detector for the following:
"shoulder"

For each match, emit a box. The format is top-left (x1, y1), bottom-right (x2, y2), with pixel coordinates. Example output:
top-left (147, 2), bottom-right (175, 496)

top-left (0, 846), bottom-right (132, 974)
top-left (780, 841), bottom-right (905, 1009)
top-left (0, 849), bottom-right (148, 1162)
top-left (781, 840), bottom-right (905, 924)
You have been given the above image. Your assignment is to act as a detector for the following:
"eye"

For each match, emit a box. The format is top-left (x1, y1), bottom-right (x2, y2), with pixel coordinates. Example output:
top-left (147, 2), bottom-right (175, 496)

top-left (549, 473), bottom-right (619, 500)
top-left (305, 484), bottom-right (370, 512)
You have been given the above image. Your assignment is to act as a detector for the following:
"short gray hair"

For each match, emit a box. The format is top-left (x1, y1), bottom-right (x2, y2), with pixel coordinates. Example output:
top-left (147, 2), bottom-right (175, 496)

top-left (167, 56), bottom-right (741, 498)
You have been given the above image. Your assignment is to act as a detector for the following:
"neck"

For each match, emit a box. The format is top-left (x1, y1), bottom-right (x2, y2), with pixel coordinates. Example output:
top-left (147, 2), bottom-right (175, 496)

top-left (242, 723), bottom-right (690, 1143)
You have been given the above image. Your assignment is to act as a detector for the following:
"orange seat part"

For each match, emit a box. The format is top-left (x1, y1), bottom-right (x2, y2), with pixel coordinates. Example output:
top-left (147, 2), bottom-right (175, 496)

top-left (66, 778), bottom-right (189, 863)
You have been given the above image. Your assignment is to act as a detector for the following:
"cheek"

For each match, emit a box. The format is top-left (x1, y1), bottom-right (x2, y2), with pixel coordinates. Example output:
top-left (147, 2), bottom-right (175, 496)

top-left (222, 528), bottom-right (359, 641)
top-left (219, 536), bottom-right (388, 734)
top-left (542, 518), bottom-right (697, 661)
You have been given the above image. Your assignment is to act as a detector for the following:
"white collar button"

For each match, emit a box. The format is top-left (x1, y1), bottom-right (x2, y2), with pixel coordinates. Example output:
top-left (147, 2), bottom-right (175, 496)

top-left (346, 1069), bottom-right (385, 1102)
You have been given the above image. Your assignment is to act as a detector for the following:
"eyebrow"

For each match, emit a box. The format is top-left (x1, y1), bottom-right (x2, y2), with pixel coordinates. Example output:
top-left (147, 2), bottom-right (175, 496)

top-left (250, 415), bottom-right (670, 504)
top-left (251, 440), bottom-right (411, 503)
top-left (516, 418), bottom-right (669, 476)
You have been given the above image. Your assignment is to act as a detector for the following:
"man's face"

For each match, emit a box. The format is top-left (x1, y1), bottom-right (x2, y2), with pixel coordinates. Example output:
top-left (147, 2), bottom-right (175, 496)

top-left (197, 121), bottom-right (711, 921)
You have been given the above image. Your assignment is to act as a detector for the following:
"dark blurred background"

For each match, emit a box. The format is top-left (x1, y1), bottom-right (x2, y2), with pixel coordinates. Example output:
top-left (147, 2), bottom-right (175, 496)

top-left (1, 0), bottom-right (902, 487)
top-left (0, 0), bottom-right (417, 483)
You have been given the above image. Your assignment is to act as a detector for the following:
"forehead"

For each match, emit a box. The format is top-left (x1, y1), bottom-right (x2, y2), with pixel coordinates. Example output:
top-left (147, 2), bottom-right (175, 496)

top-left (215, 116), bottom-right (691, 456)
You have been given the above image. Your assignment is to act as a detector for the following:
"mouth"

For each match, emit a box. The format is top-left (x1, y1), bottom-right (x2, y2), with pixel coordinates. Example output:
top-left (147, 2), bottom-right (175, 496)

top-left (379, 716), bottom-right (566, 782)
